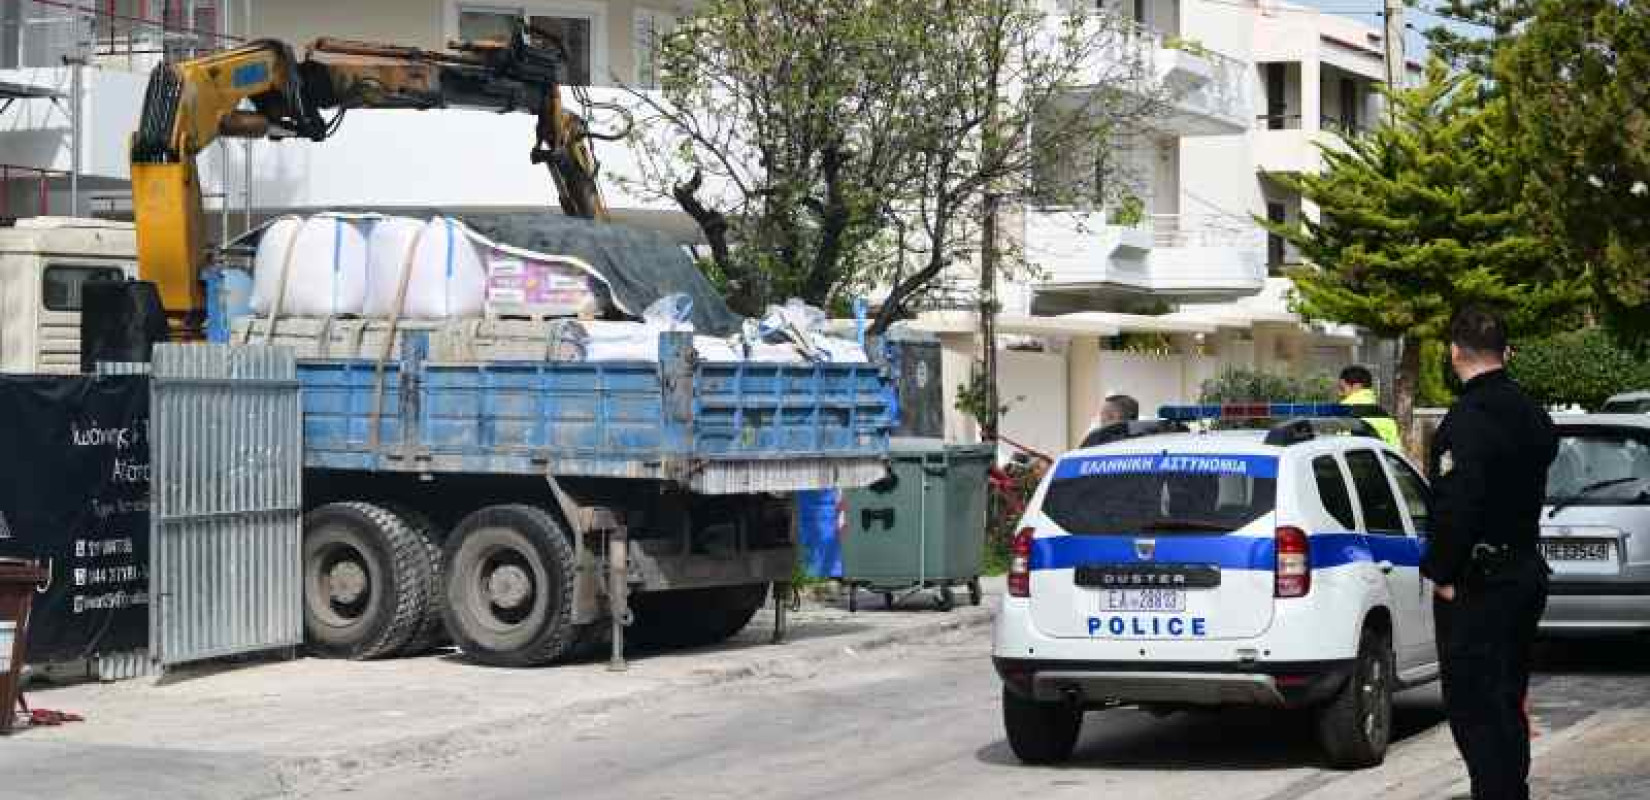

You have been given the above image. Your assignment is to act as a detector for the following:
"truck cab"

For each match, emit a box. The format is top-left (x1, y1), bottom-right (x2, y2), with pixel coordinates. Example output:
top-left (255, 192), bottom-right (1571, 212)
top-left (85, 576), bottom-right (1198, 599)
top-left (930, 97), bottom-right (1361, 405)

top-left (0, 217), bottom-right (138, 374)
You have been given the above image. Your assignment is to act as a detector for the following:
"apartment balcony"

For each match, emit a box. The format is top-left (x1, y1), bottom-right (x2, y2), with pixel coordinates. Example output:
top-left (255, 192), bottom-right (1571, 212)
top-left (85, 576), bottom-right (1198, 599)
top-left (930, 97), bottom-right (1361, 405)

top-left (1023, 209), bottom-right (1266, 308)
top-left (1251, 116), bottom-right (1358, 176)
top-left (1057, 14), bottom-right (1253, 137)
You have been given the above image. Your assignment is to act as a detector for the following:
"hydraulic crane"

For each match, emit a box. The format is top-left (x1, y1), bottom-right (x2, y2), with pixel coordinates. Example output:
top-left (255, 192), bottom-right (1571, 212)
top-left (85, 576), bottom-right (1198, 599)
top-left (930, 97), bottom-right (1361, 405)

top-left (128, 20), bottom-right (613, 332)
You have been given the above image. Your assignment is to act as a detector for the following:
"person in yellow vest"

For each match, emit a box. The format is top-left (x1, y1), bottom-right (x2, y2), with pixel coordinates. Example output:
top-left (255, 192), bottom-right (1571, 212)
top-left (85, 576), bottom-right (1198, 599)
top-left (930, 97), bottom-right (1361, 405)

top-left (1339, 365), bottom-right (1402, 449)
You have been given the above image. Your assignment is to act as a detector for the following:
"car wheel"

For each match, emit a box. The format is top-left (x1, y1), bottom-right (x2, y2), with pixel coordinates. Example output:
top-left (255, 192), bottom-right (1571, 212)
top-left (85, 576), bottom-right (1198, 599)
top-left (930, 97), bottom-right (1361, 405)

top-left (1316, 624), bottom-right (1395, 769)
top-left (1002, 686), bottom-right (1082, 765)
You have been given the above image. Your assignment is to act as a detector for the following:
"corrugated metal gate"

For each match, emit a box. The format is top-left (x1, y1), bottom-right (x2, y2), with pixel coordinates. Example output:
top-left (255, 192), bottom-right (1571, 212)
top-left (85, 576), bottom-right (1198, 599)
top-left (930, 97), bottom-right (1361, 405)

top-left (149, 344), bottom-right (303, 666)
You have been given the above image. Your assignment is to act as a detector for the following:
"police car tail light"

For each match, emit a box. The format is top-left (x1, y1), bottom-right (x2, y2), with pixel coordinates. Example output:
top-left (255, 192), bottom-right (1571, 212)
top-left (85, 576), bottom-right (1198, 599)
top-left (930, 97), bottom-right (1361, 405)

top-left (1274, 526), bottom-right (1311, 598)
top-left (1008, 527), bottom-right (1034, 598)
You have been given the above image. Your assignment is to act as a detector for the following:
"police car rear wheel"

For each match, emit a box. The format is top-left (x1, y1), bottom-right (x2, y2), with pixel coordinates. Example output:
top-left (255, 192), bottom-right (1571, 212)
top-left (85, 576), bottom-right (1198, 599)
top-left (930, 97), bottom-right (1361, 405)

top-left (1316, 626), bottom-right (1394, 770)
top-left (1002, 687), bottom-right (1082, 765)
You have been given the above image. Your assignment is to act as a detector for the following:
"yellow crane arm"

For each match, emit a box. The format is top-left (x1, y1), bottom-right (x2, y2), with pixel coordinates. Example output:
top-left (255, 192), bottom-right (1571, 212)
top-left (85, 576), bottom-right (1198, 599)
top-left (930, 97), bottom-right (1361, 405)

top-left (129, 22), bottom-right (611, 331)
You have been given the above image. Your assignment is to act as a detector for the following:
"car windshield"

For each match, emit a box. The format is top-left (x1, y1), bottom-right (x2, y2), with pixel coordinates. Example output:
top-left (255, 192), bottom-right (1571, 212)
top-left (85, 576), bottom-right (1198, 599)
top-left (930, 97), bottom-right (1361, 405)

top-left (1601, 398), bottom-right (1650, 414)
top-left (1041, 453), bottom-right (1277, 535)
top-left (1547, 430), bottom-right (1650, 505)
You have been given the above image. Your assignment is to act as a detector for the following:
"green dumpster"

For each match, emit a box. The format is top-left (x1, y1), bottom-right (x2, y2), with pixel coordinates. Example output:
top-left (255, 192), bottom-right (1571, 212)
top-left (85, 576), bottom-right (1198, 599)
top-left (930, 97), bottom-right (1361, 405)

top-left (840, 440), bottom-right (994, 611)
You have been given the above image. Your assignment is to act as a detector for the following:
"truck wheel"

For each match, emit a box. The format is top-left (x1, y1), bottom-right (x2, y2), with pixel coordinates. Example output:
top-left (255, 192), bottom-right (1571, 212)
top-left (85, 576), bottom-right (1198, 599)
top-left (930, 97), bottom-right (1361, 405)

top-left (303, 502), bottom-right (432, 660)
top-left (442, 504), bottom-right (580, 668)
top-left (628, 584), bottom-right (770, 649)
top-left (381, 504), bottom-right (450, 657)
top-left (1002, 687), bottom-right (1082, 765)
top-left (1316, 625), bottom-right (1395, 769)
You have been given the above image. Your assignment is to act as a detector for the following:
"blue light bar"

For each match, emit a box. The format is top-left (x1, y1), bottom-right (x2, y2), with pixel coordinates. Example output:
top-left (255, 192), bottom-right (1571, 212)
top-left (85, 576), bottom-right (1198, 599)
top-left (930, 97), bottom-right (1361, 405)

top-left (1157, 403), bottom-right (1354, 422)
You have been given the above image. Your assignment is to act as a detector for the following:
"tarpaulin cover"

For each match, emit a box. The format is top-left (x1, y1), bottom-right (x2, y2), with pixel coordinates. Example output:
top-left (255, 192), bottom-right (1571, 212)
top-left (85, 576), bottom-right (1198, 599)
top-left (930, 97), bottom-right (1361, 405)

top-left (458, 213), bottom-right (742, 336)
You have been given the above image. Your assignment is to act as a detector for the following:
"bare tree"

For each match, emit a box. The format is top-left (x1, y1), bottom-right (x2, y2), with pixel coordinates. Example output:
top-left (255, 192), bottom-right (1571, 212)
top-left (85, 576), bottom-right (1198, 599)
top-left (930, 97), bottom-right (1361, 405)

top-left (619, 0), bottom-right (1170, 330)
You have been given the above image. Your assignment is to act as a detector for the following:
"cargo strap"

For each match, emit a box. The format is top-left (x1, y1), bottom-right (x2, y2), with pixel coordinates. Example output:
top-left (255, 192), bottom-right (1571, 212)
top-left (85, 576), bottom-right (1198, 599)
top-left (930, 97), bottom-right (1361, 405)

top-left (246, 214), bottom-right (306, 346)
top-left (367, 221), bottom-right (431, 453)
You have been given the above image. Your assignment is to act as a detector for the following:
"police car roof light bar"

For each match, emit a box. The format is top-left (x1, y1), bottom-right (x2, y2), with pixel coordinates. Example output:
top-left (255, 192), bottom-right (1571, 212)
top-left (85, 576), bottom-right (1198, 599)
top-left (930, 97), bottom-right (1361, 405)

top-left (1156, 403), bottom-right (1354, 422)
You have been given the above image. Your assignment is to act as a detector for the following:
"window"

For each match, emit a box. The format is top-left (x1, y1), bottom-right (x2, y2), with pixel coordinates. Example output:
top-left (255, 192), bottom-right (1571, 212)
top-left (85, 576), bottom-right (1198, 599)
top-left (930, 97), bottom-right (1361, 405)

top-left (1339, 78), bottom-right (1360, 132)
top-left (1313, 455), bottom-right (1357, 530)
top-left (456, 3), bottom-right (599, 86)
top-left (1266, 203), bottom-right (1287, 269)
top-left (1345, 450), bottom-right (1405, 535)
top-left (1042, 460), bottom-right (1277, 536)
top-left (43, 265), bottom-right (126, 312)
top-left (1383, 453), bottom-right (1431, 533)
top-left (1546, 429), bottom-right (1650, 506)
top-left (632, 9), bottom-right (676, 88)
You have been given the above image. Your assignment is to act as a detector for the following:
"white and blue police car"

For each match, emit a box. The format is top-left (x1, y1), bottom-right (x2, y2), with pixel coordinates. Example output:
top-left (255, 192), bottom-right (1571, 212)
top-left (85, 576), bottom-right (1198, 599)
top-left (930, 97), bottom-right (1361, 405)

top-left (993, 404), bottom-right (1439, 769)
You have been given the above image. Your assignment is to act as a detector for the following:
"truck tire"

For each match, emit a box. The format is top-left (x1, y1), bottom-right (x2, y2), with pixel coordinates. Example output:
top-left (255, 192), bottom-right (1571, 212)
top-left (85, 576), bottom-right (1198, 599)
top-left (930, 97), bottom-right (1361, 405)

top-left (303, 502), bottom-right (432, 660)
top-left (1315, 625), bottom-right (1394, 770)
top-left (627, 584), bottom-right (770, 649)
top-left (1002, 687), bottom-right (1082, 765)
top-left (442, 504), bottom-right (582, 668)
top-left (381, 504), bottom-right (450, 657)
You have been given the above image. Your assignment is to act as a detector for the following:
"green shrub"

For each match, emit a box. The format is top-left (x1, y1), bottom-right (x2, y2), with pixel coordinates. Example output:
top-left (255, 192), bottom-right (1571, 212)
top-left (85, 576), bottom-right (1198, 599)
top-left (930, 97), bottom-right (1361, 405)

top-left (1509, 329), bottom-right (1650, 410)
top-left (1198, 367), bottom-right (1338, 404)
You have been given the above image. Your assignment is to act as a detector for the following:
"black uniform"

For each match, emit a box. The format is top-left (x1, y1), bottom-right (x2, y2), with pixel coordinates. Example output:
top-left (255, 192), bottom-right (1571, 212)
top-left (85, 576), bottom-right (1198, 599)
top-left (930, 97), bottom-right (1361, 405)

top-left (1422, 369), bottom-right (1558, 800)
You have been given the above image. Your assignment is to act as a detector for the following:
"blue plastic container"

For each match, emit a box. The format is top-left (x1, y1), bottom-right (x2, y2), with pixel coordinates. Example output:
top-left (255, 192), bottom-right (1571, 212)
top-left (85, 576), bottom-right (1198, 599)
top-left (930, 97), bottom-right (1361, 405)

top-left (796, 489), bottom-right (841, 578)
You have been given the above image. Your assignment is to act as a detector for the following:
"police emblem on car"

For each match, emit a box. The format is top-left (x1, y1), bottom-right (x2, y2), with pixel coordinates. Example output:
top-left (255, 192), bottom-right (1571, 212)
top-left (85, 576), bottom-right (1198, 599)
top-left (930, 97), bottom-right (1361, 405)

top-left (1135, 538), bottom-right (1156, 560)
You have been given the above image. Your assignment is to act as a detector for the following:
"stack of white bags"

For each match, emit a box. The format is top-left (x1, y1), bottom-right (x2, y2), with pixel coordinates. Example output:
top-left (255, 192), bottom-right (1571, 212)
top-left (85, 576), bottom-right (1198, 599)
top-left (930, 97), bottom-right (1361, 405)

top-left (250, 213), bottom-right (486, 319)
top-left (245, 213), bottom-right (868, 364)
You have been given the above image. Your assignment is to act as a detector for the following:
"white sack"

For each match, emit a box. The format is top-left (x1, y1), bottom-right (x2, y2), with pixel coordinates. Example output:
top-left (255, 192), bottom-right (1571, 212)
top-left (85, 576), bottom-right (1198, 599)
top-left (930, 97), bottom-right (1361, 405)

top-left (249, 216), bottom-right (301, 315)
top-left (362, 216), bottom-right (425, 317)
top-left (250, 214), bottom-right (368, 317)
top-left (402, 218), bottom-right (486, 319)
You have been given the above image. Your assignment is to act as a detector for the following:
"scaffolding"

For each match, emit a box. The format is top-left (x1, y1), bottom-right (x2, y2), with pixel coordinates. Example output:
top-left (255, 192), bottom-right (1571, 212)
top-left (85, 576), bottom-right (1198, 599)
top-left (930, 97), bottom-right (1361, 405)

top-left (1, 1), bottom-right (255, 234)
top-left (6, 1), bottom-right (246, 71)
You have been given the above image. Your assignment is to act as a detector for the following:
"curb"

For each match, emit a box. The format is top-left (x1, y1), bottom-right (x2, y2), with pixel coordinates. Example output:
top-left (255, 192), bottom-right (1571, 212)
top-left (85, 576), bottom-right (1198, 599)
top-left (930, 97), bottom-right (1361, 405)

top-left (276, 604), bottom-right (995, 796)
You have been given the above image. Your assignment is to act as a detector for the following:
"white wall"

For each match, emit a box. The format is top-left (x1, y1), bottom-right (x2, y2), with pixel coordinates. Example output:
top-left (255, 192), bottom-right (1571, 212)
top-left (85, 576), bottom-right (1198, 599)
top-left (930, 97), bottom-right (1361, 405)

top-left (999, 349), bottom-right (1069, 460)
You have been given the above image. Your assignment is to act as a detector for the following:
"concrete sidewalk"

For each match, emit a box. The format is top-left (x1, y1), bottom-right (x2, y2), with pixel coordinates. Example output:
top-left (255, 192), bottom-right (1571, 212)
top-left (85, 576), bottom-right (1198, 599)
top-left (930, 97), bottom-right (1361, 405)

top-left (3, 584), bottom-right (997, 799)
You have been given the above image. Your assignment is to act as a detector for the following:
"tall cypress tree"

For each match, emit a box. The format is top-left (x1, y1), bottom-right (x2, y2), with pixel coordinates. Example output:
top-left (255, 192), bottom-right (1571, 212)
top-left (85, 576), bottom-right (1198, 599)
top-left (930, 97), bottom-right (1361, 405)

top-left (1261, 64), bottom-right (1588, 446)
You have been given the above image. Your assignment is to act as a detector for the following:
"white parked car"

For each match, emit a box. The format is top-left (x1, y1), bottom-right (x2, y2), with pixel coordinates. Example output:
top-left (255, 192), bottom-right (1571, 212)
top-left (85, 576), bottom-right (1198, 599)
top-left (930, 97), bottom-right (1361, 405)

top-left (993, 404), bottom-right (1439, 769)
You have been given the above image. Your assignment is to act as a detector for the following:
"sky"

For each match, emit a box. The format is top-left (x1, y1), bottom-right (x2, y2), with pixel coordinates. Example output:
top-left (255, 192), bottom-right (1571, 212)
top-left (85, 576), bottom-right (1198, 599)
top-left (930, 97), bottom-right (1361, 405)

top-left (1286, 0), bottom-right (1490, 61)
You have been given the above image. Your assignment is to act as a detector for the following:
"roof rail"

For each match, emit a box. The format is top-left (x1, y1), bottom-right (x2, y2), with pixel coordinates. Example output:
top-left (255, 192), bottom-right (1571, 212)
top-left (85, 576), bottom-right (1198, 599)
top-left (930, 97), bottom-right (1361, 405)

top-left (1263, 416), bottom-right (1381, 446)
top-left (1156, 403), bottom-right (1382, 446)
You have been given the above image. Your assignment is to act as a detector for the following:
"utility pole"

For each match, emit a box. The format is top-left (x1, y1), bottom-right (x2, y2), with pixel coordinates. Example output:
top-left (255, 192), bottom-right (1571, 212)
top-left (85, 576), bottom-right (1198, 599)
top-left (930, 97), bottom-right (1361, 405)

top-left (980, 193), bottom-right (1000, 443)
top-left (1383, 0), bottom-right (1405, 95)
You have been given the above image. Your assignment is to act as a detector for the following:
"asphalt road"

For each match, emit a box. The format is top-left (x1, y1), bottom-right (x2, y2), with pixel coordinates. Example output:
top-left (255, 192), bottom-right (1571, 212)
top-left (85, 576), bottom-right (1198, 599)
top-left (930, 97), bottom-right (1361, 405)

top-left (325, 628), bottom-right (1650, 800)
top-left (10, 626), bottom-right (1645, 800)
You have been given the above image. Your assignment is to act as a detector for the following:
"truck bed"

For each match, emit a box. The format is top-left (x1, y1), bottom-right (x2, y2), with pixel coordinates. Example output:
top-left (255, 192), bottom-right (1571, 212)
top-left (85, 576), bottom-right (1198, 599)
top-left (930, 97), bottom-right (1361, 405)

top-left (298, 329), bottom-right (892, 494)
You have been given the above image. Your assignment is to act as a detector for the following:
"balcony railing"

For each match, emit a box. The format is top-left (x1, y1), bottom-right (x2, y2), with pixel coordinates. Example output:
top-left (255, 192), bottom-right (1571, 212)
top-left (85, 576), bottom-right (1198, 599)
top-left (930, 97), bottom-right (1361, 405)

top-left (1056, 11), bottom-right (1252, 127)
top-left (1147, 214), bottom-right (1266, 250)
top-left (5, 2), bottom-right (234, 71)
top-left (1255, 112), bottom-right (1303, 131)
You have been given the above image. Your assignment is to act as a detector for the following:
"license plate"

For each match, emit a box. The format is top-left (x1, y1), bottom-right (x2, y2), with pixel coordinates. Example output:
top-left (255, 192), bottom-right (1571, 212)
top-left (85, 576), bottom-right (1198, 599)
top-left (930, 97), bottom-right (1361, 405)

top-left (1540, 540), bottom-right (1614, 562)
top-left (1100, 588), bottom-right (1186, 613)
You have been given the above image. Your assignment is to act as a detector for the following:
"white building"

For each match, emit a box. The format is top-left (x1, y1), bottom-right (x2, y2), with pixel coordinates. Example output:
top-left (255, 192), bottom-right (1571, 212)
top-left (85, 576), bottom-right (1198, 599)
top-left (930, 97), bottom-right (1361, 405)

top-left (0, 0), bottom-right (1410, 457)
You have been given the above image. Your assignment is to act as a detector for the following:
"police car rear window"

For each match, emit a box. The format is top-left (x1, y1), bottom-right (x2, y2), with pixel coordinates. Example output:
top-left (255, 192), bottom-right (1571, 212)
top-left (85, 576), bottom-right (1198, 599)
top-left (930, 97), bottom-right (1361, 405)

top-left (1042, 453), bottom-right (1277, 536)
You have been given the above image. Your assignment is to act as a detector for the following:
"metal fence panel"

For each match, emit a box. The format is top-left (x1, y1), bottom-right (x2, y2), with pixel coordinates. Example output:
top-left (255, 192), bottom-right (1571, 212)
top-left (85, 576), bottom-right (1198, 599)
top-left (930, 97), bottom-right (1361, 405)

top-left (149, 344), bottom-right (302, 666)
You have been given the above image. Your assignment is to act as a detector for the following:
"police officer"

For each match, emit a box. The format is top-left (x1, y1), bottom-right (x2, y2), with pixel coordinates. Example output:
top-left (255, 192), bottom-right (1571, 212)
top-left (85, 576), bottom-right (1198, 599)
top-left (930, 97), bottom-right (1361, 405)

top-left (1079, 394), bottom-right (1139, 448)
top-left (1422, 307), bottom-right (1557, 800)
top-left (1338, 365), bottom-right (1402, 450)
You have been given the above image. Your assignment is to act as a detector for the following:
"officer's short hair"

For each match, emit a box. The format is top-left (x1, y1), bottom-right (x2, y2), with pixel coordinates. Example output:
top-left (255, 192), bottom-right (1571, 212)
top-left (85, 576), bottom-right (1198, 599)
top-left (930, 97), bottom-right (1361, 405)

top-left (1104, 394), bottom-right (1139, 421)
top-left (1449, 306), bottom-right (1509, 359)
top-left (1339, 365), bottom-right (1374, 388)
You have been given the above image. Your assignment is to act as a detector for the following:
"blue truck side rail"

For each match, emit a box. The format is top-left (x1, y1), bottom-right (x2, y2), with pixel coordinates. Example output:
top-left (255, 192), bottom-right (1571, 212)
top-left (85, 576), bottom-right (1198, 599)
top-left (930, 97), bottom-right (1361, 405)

top-left (299, 330), bottom-right (893, 494)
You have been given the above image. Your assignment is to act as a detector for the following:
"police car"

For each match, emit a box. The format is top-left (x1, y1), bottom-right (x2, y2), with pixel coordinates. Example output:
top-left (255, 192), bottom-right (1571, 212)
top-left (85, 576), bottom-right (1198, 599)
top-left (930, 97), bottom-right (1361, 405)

top-left (993, 404), bottom-right (1439, 769)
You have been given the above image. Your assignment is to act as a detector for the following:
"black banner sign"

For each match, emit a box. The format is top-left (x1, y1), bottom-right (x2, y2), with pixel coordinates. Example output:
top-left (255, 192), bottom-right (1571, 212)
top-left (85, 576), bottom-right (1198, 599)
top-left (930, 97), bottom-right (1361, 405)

top-left (0, 375), bottom-right (150, 663)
